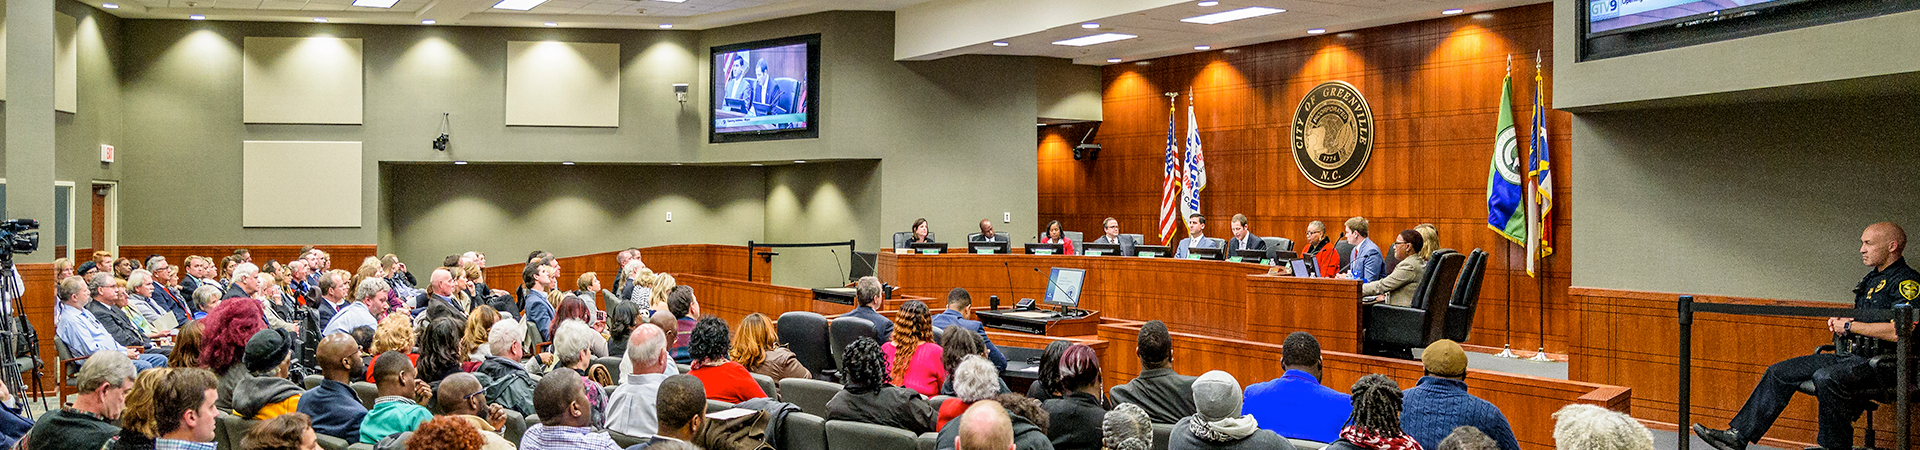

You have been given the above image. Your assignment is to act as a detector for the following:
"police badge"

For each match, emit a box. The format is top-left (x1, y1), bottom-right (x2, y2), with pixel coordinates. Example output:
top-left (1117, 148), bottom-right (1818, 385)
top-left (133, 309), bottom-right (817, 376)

top-left (1291, 81), bottom-right (1374, 189)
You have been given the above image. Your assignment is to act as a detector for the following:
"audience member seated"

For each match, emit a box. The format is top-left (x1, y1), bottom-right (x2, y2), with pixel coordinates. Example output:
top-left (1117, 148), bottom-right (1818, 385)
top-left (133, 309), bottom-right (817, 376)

top-left (417, 317), bottom-right (469, 384)
top-left (638, 375), bottom-right (707, 450)
top-left (1026, 341), bottom-right (1072, 401)
top-left (521, 262), bottom-right (559, 343)
top-left (56, 276), bottom-right (167, 372)
top-left (845, 276), bottom-right (895, 342)
top-left (366, 314), bottom-right (417, 382)
top-left (685, 316), bottom-right (769, 403)
top-left (1043, 343), bottom-right (1109, 450)
top-left (86, 273), bottom-right (171, 355)
top-left (554, 295), bottom-right (602, 339)
top-left (1360, 230), bottom-right (1427, 307)
top-left (609, 323), bottom-right (675, 438)
top-left (1326, 374), bottom-right (1418, 450)
top-left (321, 278), bottom-right (382, 336)
top-left (298, 333), bottom-right (370, 443)
top-left (433, 374), bottom-right (517, 450)
top-left (166, 321), bottom-right (204, 369)
top-left (360, 351), bottom-right (435, 444)
top-left (827, 337), bottom-right (936, 434)
top-left (938, 326), bottom-right (1008, 396)
top-left (522, 370), bottom-right (622, 450)
top-left (665, 285), bottom-right (701, 364)
top-left (1401, 340), bottom-right (1519, 450)
top-left (606, 301), bottom-right (642, 359)
top-left (1103, 403), bottom-right (1153, 450)
top-left (931, 288), bottom-right (1008, 371)
top-left (240, 413), bottom-right (319, 450)
top-left (551, 320), bottom-right (611, 425)
top-left (1243, 331), bottom-right (1351, 443)
top-left (26, 351), bottom-right (135, 450)
top-left (636, 311), bottom-right (684, 378)
top-left (1169, 371), bottom-right (1292, 450)
top-left (936, 394), bottom-right (1051, 450)
top-left (142, 368), bottom-right (220, 450)
top-left (104, 366), bottom-right (171, 450)
top-left (126, 270), bottom-right (179, 332)
top-left (203, 298), bottom-right (270, 410)
top-left (1551, 405), bottom-right (1653, 450)
top-left (234, 328), bottom-right (304, 420)
top-left (463, 306), bottom-right (502, 362)
top-left (1110, 320), bottom-right (1196, 424)
top-left (190, 286), bottom-right (223, 321)
top-left (311, 270), bottom-right (350, 329)
top-left (1437, 426), bottom-right (1499, 450)
top-left (729, 312), bottom-right (811, 381)
top-left (938, 355), bottom-right (1000, 430)
top-left (954, 401), bottom-right (1013, 450)
top-left (646, 274), bottom-right (676, 312)
top-left (408, 416), bottom-right (486, 450)
top-left (884, 300), bottom-right (947, 396)
top-left (478, 319), bottom-right (538, 417)
top-left (415, 268), bottom-right (464, 317)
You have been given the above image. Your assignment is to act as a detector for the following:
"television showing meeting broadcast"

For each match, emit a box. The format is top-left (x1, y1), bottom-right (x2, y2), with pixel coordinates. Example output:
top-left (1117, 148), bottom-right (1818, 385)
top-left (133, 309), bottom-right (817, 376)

top-left (710, 34), bottom-right (820, 143)
top-left (1587, 0), bottom-right (1781, 34)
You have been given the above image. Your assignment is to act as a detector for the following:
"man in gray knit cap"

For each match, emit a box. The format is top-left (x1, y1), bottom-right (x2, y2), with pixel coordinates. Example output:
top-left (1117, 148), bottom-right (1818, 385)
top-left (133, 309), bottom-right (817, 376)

top-left (1169, 371), bottom-right (1294, 450)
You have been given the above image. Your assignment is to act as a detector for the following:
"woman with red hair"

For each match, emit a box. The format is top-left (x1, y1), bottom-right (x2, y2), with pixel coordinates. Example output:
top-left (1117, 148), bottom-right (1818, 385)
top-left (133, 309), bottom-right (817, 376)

top-left (407, 417), bottom-right (489, 450)
top-left (201, 297), bottom-right (268, 412)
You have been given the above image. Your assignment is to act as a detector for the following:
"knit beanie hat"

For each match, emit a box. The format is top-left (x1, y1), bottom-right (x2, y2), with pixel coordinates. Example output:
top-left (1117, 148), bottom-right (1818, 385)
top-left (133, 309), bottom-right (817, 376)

top-left (244, 328), bottom-right (293, 373)
top-left (1191, 370), bottom-right (1243, 421)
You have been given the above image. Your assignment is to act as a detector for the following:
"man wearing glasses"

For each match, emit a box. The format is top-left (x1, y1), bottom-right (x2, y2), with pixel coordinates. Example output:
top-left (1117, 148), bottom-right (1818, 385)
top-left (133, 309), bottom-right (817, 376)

top-left (296, 333), bottom-right (370, 443)
top-left (1301, 221), bottom-right (1341, 278)
top-left (1090, 217), bottom-right (1137, 256)
top-left (1361, 230), bottom-right (1428, 307)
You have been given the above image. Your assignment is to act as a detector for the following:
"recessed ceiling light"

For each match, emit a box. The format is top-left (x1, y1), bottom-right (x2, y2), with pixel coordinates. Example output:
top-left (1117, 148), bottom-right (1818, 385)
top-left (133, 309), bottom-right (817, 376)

top-left (1194, 45), bottom-right (1210, 50)
top-left (102, 2), bottom-right (118, 8)
top-left (313, 17), bottom-right (328, 22)
top-left (1181, 6), bottom-right (1284, 24)
top-left (1081, 23), bottom-right (1100, 29)
top-left (992, 41), bottom-right (1009, 47)
top-left (1036, 123), bottom-right (1046, 126)
top-left (1052, 33), bottom-right (1137, 47)
top-left (544, 21), bottom-right (558, 27)
top-left (1442, 8), bottom-right (1465, 14)
top-left (653, 0), bottom-right (687, 2)
top-left (1107, 58), bottom-right (1123, 63)
top-left (1197, 0), bottom-right (1218, 5)
top-left (562, 161), bottom-right (575, 165)
top-left (189, 14), bottom-right (205, 20)
top-left (421, 19), bottom-right (436, 24)
top-left (658, 24), bottom-right (673, 28)
top-left (453, 161), bottom-right (468, 165)
top-left (671, 163), bottom-right (683, 166)
top-left (750, 163), bottom-right (763, 166)
top-left (351, 0), bottom-right (399, 8)
top-left (492, 0), bottom-right (548, 11)
top-left (793, 160), bottom-right (806, 163)
top-left (1307, 28), bottom-right (1326, 34)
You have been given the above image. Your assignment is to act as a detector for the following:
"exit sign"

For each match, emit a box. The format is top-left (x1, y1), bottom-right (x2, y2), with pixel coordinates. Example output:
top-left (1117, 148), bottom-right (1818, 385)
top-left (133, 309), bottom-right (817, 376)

top-left (100, 144), bottom-right (114, 163)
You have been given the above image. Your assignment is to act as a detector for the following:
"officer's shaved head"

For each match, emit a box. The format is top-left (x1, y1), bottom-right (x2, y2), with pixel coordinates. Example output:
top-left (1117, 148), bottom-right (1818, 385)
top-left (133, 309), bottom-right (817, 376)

top-left (1863, 222), bottom-right (1909, 270)
top-left (1869, 222), bottom-right (1907, 253)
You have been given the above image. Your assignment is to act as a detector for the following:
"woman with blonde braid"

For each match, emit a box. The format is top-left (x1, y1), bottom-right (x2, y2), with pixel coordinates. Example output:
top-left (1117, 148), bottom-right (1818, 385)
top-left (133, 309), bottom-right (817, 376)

top-left (882, 300), bottom-right (946, 396)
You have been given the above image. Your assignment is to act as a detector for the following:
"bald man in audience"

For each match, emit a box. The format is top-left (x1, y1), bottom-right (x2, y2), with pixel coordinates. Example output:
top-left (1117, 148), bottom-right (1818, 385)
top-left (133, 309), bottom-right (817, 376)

top-left (954, 400), bottom-right (1015, 450)
top-left (298, 334), bottom-right (370, 442)
top-left (608, 323), bottom-right (675, 438)
top-left (414, 268), bottom-right (462, 314)
top-left (434, 373), bottom-right (516, 450)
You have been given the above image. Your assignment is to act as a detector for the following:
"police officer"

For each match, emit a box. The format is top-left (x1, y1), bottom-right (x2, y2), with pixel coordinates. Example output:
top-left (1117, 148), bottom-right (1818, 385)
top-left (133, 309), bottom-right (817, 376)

top-left (1694, 222), bottom-right (1919, 450)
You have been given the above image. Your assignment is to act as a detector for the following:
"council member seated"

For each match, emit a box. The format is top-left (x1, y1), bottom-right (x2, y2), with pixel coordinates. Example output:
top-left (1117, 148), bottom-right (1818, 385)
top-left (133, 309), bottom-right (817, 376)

top-left (1361, 230), bottom-right (1427, 307)
top-left (971, 220), bottom-right (1006, 243)
top-left (1224, 214), bottom-right (1269, 259)
top-left (1173, 214), bottom-right (1224, 259)
top-left (1090, 217), bottom-right (1137, 256)
top-left (1290, 221), bottom-right (1340, 278)
top-left (1337, 216), bottom-right (1385, 283)
top-left (1039, 220), bottom-right (1076, 255)
top-left (906, 218), bottom-right (937, 245)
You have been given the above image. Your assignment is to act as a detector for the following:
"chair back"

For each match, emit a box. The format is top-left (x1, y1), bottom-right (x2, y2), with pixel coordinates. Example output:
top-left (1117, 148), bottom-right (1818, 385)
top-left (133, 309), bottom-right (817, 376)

top-left (707, 399), bottom-right (734, 413)
top-left (777, 377), bottom-right (844, 417)
top-left (304, 374), bottom-right (324, 390)
top-left (351, 381), bottom-right (380, 409)
top-left (752, 372), bottom-right (779, 400)
top-left (1063, 231), bottom-right (1085, 248)
top-left (523, 321), bottom-right (541, 356)
top-left (784, 412), bottom-right (829, 450)
top-left (826, 420), bottom-right (919, 450)
top-left (1122, 234), bottom-right (1145, 246)
top-left (1151, 422), bottom-right (1173, 450)
top-left (1263, 237), bottom-right (1295, 252)
top-left (777, 311), bottom-right (836, 380)
top-left (592, 357), bottom-right (624, 385)
top-left (215, 413), bottom-right (258, 450)
top-left (1412, 252), bottom-right (1466, 344)
top-left (829, 316), bottom-right (875, 376)
top-left (1445, 249), bottom-right (1489, 342)
top-left (1334, 241), bottom-right (1355, 270)
top-left (894, 232), bottom-right (912, 249)
top-left (608, 430), bottom-right (648, 448)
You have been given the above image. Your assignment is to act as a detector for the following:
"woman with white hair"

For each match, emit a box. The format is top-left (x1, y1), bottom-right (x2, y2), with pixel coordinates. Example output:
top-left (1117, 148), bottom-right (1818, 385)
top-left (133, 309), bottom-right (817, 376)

top-left (935, 355), bottom-right (1000, 430)
top-left (1170, 370), bottom-right (1293, 450)
top-left (1104, 403), bottom-right (1153, 450)
top-left (1552, 404), bottom-right (1653, 450)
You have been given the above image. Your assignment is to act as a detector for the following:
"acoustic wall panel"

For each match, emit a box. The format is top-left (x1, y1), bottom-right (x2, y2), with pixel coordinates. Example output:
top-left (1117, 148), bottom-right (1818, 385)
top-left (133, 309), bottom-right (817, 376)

top-left (55, 12), bottom-right (75, 113)
top-left (505, 41), bottom-right (620, 127)
top-left (242, 141), bottom-right (361, 227)
top-left (242, 37), bottom-right (363, 124)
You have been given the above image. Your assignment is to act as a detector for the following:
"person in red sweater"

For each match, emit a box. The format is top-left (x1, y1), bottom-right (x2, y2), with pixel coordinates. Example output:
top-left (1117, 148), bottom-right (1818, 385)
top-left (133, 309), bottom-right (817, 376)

top-left (1303, 221), bottom-right (1341, 278)
top-left (937, 355), bottom-right (1000, 430)
top-left (684, 316), bottom-right (767, 403)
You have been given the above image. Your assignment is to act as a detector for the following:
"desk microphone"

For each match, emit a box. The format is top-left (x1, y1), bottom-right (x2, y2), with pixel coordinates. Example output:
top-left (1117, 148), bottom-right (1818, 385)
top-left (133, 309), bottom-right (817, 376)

top-left (829, 249), bottom-right (849, 285)
top-left (989, 295), bottom-right (1000, 310)
top-left (1002, 262), bottom-right (1017, 307)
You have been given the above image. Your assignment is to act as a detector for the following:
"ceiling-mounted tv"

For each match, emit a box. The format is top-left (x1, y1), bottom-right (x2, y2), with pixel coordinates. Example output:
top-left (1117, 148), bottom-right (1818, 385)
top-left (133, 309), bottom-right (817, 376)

top-left (710, 34), bottom-right (820, 143)
top-left (1580, 0), bottom-right (1918, 60)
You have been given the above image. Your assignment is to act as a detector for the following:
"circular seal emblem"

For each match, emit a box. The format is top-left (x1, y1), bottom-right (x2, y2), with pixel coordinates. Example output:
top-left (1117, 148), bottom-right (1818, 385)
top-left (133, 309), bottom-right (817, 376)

top-left (1291, 81), bottom-right (1374, 189)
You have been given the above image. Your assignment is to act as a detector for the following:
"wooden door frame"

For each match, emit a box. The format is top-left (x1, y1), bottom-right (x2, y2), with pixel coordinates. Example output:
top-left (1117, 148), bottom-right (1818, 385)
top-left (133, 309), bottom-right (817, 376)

top-left (91, 180), bottom-right (116, 258)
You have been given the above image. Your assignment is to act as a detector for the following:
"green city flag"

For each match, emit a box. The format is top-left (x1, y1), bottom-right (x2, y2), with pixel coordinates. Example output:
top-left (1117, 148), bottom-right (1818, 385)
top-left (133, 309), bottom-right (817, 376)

top-left (1485, 64), bottom-right (1526, 246)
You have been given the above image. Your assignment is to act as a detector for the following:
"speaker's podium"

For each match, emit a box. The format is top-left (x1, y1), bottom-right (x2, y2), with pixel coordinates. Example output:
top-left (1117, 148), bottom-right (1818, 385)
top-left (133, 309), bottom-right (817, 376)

top-left (977, 308), bottom-right (1100, 336)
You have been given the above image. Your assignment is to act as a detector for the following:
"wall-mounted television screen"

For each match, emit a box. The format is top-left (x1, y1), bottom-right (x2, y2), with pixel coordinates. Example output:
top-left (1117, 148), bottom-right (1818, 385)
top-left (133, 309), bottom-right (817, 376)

top-left (1580, 0), bottom-right (1919, 60)
top-left (710, 34), bottom-right (820, 143)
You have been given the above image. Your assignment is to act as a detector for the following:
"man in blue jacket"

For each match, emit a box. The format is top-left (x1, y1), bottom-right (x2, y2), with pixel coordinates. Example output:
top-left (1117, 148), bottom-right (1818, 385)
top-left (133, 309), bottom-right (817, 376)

top-left (1339, 216), bottom-right (1384, 283)
top-left (930, 288), bottom-right (1007, 370)
top-left (297, 333), bottom-right (370, 443)
top-left (1400, 339), bottom-right (1520, 450)
top-left (1242, 331), bottom-right (1350, 443)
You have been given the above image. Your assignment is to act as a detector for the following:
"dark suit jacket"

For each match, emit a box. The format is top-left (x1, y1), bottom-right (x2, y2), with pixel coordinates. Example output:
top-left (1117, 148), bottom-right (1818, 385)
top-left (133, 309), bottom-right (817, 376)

top-left (844, 306), bottom-right (894, 343)
top-left (968, 232), bottom-right (1008, 243)
top-left (1090, 234), bottom-right (1136, 256)
top-left (313, 298), bottom-right (342, 328)
top-left (1227, 234), bottom-right (1274, 261)
top-left (84, 300), bottom-right (152, 349)
top-left (1110, 367), bottom-right (1198, 424)
top-left (149, 281), bottom-right (192, 324)
top-left (930, 310), bottom-right (1008, 370)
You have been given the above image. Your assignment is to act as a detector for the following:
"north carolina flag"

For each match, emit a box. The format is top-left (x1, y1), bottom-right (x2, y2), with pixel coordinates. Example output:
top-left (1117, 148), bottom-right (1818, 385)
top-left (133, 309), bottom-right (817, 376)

top-left (1179, 95), bottom-right (1207, 232)
top-left (1157, 98), bottom-right (1184, 246)
top-left (1526, 54), bottom-right (1554, 276)
top-left (1486, 56), bottom-right (1527, 246)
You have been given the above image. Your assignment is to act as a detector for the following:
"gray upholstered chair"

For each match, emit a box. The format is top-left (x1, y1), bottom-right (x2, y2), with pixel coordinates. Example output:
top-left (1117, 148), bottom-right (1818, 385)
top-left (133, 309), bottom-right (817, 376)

top-left (784, 412), bottom-right (829, 450)
top-left (1151, 422), bottom-right (1173, 450)
top-left (828, 316), bottom-right (875, 377)
top-left (304, 373), bottom-right (324, 390)
top-left (752, 372), bottom-right (778, 400)
top-left (917, 432), bottom-right (939, 450)
top-left (826, 420), bottom-right (919, 450)
top-left (778, 377), bottom-right (843, 417)
top-left (707, 399), bottom-right (734, 413)
top-left (351, 381), bottom-right (379, 409)
top-left (778, 311), bottom-right (836, 380)
top-left (214, 413), bottom-right (256, 450)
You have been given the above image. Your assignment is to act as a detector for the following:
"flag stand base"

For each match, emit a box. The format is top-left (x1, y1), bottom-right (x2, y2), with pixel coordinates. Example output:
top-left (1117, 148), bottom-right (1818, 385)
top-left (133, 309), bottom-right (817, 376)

top-left (1528, 347), bottom-right (1554, 362)
top-left (1495, 344), bottom-right (1519, 358)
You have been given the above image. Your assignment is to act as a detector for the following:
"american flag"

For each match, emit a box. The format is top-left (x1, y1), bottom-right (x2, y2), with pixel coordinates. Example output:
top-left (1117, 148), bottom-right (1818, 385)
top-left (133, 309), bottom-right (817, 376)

top-left (1158, 97), bottom-right (1184, 246)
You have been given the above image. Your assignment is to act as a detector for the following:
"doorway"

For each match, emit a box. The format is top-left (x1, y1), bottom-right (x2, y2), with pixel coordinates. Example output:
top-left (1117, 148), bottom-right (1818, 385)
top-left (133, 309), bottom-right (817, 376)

top-left (91, 182), bottom-right (116, 258)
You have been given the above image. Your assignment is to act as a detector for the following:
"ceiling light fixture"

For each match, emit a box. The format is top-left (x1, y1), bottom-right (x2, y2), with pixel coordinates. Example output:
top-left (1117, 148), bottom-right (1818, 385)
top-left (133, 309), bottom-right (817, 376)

top-left (544, 21), bottom-right (558, 26)
top-left (313, 17), bottom-right (328, 22)
top-left (562, 161), bottom-right (575, 165)
top-left (793, 160), bottom-right (806, 163)
top-left (102, 2), bottom-right (119, 8)
top-left (1307, 28), bottom-right (1326, 34)
top-left (189, 14), bottom-right (205, 19)
top-left (1195, 45), bottom-right (1210, 50)
top-left (1442, 8), bottom-right (1464, 14)
top-left (492, 0), bottom-right (548, 11)
top-left (1052, 33), bottom-right (1137, 47)
top-left (351, 0), bottom-right (399, 8)
top-left (750, 163), bottom-right (764, 166)
top-left (1197, 0), bottom-right (1218, 5)
top-left (659, 24), bottom-right (673, 28)
top-left (422, 19), bottom-right (436, 24)
top-left (1081, 22), bottom-right (1100, 29)
top-left (654, 0), bottom-right (687, 2)
top-left (1181, 6), bottom-right (1284, 24)
top-left (1107, 58), bottom-right (1123, 63)
top-left (454, 161), bottom-right (468, 165)
top-left (992, 41), bottom-right (1009, 47)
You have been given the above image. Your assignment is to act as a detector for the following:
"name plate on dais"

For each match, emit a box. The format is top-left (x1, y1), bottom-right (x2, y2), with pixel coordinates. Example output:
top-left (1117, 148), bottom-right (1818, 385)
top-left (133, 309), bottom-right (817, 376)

top-left (1291, 81), bottom-right (1374, 189)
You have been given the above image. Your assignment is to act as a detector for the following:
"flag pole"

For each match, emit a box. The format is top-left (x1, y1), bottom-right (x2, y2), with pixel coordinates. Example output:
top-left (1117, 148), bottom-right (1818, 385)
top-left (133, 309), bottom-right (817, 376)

top-left (1496, 240), bottom-right (1519, 358)
top-left (1527, 49), bottom-right (1553, 362)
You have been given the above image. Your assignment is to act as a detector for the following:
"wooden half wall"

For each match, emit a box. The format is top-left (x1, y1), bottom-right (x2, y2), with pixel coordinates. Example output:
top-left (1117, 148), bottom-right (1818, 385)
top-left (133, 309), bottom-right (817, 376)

top-left (482, 244), bottom-right (773, 295)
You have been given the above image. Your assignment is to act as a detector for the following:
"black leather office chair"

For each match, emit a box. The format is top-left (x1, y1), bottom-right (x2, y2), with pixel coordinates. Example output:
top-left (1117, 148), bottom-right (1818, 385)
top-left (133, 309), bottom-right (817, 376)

top-left (828, 316), bottom-right (875, 381)
top-left (1335, 241), bottom-right (1355, 271)
top-left (778, 311), bottom-right (837, 381)
top-left (1792, 342), bottom-right (1916, 449)
top-left (965, 232), bottom-right (1011, 242)
top-left (1362, 251), bottom-right (1466, 358)
top-left (1444, 249), bottom-right (1488, 343)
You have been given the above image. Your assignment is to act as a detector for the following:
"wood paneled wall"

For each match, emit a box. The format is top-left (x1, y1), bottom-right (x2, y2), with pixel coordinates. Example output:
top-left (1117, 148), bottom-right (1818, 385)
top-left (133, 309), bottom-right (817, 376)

top-left (1570, 287), bottom-right (1919, 449)
top-left (1039, 3), bottom-right (1572, 353)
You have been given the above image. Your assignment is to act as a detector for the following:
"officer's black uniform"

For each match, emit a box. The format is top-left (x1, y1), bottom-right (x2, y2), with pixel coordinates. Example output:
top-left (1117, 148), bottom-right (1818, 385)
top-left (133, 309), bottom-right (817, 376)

top-left (1711, 257), bottom-right (1920, 450)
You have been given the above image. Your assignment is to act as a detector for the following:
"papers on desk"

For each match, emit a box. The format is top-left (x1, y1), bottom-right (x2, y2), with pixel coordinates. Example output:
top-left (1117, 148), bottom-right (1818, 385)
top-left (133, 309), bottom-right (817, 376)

top-left (1004, 311), bottom-right (1057, 319)
top-left (1013, 365), bottom-right (1039, 373)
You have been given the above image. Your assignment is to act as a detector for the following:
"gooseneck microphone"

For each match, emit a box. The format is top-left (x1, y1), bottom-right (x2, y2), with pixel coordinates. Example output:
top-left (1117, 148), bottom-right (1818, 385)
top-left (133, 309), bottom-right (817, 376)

top-left (829, 249), bottom-right (849, 285)
top-left (1002, 262), bottom-right (1017, 309)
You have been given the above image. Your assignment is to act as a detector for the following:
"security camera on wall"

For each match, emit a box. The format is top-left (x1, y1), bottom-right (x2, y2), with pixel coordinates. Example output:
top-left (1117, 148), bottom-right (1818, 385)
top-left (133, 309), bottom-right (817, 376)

top-left (1073, 122), bottom-right (1101, 161)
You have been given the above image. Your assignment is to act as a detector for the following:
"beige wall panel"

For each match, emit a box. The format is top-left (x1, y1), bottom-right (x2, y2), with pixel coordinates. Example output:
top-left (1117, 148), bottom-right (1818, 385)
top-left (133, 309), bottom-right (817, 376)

top-left (243, 37), bottom-right (363, 124)
top-left (504, 41), bottom-right (620, 127)
top-left (243, 141), bottom-right (361, 227)
top-left (55, 12), bottom-right (74, 113)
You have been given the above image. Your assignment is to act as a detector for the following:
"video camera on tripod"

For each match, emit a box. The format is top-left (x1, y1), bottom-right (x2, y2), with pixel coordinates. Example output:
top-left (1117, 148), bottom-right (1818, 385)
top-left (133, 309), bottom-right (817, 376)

top-left (0, 219), bottom-right (38, 260)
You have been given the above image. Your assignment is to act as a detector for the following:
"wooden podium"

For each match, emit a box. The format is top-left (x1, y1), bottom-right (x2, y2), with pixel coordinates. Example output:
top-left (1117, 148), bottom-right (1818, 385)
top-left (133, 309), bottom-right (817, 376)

top-left (975, 308), bottom-right (1101, 336)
